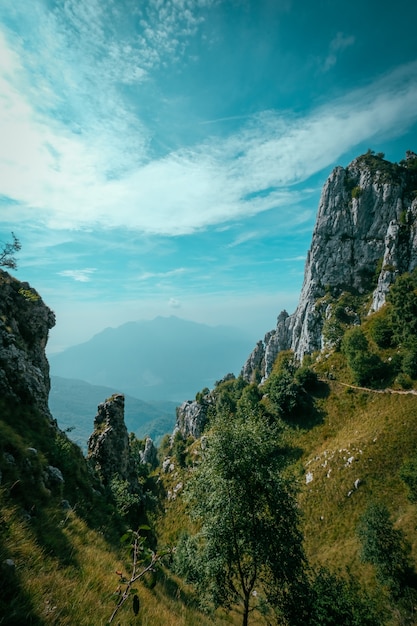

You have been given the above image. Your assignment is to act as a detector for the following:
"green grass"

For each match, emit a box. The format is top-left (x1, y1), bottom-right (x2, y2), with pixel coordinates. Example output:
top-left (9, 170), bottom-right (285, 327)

top-left (295, 384), bottom-right (417, 579)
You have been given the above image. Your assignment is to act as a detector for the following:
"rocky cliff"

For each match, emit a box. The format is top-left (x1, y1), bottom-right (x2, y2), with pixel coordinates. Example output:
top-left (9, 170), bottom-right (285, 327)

top-left (243, 150), bottom-right (417, 381)
top-left (87, 394), bottom-right (136, 486)
top-left (0, 269), bottom-right (56, 418)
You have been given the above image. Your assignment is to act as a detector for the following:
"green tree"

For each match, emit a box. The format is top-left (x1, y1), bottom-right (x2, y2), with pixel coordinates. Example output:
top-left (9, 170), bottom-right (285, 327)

top-left (265, 370), bottom-right (301, 418)
top-left (400, 456), bottom-right (417, 503)
top-left (368, 308), bottom-right (394, 349)
top-left (341, 327), bottom-right (387, 386)
top-left (357, 502), bottom-right (413, 598)
top-left (310, 568), bottom-right (379, 626)
top-left (177, 412), bottom-right (309, 626)
top-left (0, 232), bottom-right (21, 269)
top-left (387, 270), bottom-right (417, 343)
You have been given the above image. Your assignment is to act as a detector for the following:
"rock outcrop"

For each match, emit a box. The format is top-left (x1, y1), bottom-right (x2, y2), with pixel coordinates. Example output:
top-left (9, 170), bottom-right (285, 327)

top-left (0, 269), bottom-right (55, 417)
top-left (140, 436), bottom-right (158, 467)
top-left (87, 394), bottom-right (134, 485)
top-left (175, 398), bottom-right (210, 439)
top-left (242, 151), bottom-right (417, 381)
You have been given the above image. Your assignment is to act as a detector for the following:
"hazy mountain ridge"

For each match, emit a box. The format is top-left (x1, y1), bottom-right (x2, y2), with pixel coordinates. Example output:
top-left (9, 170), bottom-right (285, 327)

top-left (49, 376), bottom-right (177, 448)
top-left (49, 315), bottom-right (254, 402)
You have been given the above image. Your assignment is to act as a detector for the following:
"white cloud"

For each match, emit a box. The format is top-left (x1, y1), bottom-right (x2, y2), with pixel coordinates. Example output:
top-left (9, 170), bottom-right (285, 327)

top-left (168, 297), bottom-right (181, 308)
top-left (137, 268), bottom-right (186, 281)
top-left (322, 32), bottom-right (355, 72)
top-left (227, 231), bottom-right (259, 248)
top-left (58, 268), bottom-right (97, 282)
top-left (275, 255), bottom-right (306, 262)
top-left (1, 4), bottom-right (417, 237)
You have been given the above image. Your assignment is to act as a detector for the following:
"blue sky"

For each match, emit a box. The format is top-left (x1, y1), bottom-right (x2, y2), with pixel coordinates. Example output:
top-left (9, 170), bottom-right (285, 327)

top-left (1, 0), bottom-right (417, 354)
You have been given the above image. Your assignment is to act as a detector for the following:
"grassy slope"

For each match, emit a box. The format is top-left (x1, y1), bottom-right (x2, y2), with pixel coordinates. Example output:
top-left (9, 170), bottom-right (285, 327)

top-left (154, 374), bottom-right (417, 623)
top-left (1, 497), bottom-right (235, 625)
top-left (3, 376), bottom-right (417, 625)
top-left (297, 385), bottom-right (417, 574)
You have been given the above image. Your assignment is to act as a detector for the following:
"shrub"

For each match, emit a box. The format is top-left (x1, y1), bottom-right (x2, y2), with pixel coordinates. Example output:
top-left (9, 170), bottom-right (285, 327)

top-left (295, 366), bottom-right (319, 392)
top-left (368, 309), bottom-right (394, 348)
top-left (400, 457), bottom-right (417, 503)
top-left (310, 568), bottom-right (380, 626)
top-left (357, 502), bottom-right (413, 598)
top-left (402, 341), bottom-right (417, 378)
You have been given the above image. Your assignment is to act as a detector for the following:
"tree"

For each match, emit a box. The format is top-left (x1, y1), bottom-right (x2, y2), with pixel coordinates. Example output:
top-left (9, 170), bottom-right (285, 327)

top-left (341, 327), bottom-right (387, 387)
top-left (357, 502), bottom-right (413, 599)
top-left (177, 412), bottom-right (309, 625)
top-left (0, 232), bottom-right (21, 269)
top-left (387, 270), bottom-right (417, 343)
top-left (310, 567), bottom-right (379, 626)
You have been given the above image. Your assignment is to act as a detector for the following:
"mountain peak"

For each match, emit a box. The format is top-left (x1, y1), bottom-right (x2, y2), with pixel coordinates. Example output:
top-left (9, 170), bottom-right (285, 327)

top-left (242, 151), bottom-right (417, 381)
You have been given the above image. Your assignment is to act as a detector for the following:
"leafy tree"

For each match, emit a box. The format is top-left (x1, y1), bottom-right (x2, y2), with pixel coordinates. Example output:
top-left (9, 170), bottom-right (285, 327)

top-left (295, 366), bottom-right (319, 392)
top-left (401, 337), bottom-right (417, 378)
top-left (341, 327), bottom-right (368, 359)
top-left (400, 456), bottom-right (417, 503)
top-left (357, 502), bottom-right (413, 598)
top-left (368, 308), bottom-right (394, 349)
top-left (0, 232), bottom-right (21, 269)
top-left (341, 328), bottom-right (387, 386)
top-left (236, 383), bottom-right (262, 418)
top-left (177, 412), bottom-right (309, 626)
top-left (265, 369), bottom-right (301, 418)
top-left (310, 567), bottom-right (380, 626)
top-left (109, 474), bottom-right (141, 519)
top-left (387, 270), bottom-right (417, 343)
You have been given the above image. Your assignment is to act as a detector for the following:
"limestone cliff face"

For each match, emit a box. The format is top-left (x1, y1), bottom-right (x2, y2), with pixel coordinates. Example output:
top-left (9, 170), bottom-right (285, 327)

top-left (242, 151), bottom-right (417, 381)
top-left (0, 269), bottom-right (55, 417)
top-left (175, 399), bottom-right (210, 439)
top-left (174, 374), bottom-right (236, 439)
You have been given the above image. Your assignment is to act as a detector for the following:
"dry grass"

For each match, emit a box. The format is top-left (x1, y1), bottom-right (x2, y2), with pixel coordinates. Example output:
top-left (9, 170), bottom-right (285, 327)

top-left (295, 384), bottom-right (417, 578)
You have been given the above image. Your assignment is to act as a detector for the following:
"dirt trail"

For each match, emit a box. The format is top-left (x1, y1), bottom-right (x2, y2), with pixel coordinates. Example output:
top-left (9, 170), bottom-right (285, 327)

top-left (333, 381), bottom-right (417, 396)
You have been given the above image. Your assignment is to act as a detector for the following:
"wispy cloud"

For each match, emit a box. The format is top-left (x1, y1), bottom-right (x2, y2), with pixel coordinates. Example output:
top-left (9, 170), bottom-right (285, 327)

top-left (1, 2), bottom-right (417, 237)
top-left (137, 268), bottom-right (186, 281)
top-left (275, 255), bottom-right (306, 262)
top-left (227, 231), bottom-right (259, 248)
top-left (168, 297), bottom-right (181, 309)
top-left (58, 268), bottom-right (97, 282)
top-left (322, 32), bottom-right (355, 72)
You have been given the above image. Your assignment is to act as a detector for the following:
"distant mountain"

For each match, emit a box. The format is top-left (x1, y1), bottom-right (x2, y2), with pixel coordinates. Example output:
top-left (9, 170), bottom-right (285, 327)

top-left (49, 376), bottom-right (177, 449)
top-left (49, 316), bottom-right (253, 401)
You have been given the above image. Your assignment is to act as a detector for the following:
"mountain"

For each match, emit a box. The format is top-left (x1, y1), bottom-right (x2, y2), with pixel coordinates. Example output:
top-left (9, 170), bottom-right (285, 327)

top-left (4, 151), bottom-right (417, 625)
top-left (242, 149), bottom-right (417, 382)
top-left (49, 376), bottom-right (177, 449)
top-left (49, 316), bottom-right (253, 401)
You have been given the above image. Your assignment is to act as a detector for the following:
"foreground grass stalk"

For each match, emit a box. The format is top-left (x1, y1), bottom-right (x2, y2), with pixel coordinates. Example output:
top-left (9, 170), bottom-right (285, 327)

top-left (108, 528), bottom-right (170, 624)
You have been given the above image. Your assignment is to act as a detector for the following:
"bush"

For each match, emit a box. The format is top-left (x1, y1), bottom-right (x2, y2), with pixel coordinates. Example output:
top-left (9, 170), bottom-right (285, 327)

top-left (357, 502), bottom-right (413, 598)
top-left (266, 370), bottom-right (301, 418)
top-left (368, 309), bottom-right (394, 348)
top-left (295, 366), bottom-right (319, 392)
top-left (402, 341), bottom-right (417, 378)
top-left (351, 185), bottom-right (363, 199)
top-left (400, 457), bottom-right (417, 503)
top-left (310, 568), bottom-right (380, 626)
top-left (342, 328), bottom-right (389, 387)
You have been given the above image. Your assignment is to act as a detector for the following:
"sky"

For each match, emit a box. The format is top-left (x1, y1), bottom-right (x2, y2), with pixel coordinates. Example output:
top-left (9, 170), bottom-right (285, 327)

top-left (0, 0), bottom-right (417, 354)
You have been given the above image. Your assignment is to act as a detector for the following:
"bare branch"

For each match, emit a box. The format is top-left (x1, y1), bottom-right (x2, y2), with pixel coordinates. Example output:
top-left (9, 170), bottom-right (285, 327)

top-left (0, 232), bottom-right (21, 270)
